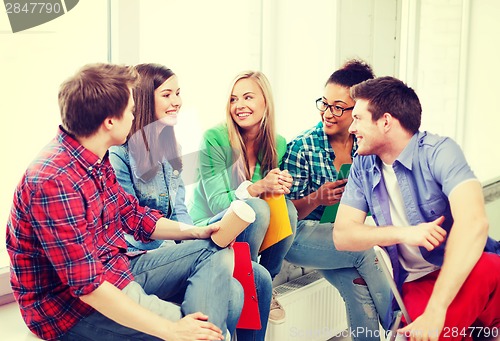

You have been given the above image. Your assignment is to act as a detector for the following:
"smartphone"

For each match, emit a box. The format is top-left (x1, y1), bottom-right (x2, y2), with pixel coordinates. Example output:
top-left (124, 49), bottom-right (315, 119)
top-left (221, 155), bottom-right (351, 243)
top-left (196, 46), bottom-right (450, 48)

top-left (337, 163), bottom-right (351, 181)
top-left (319, 163), bottom-right (352, 223)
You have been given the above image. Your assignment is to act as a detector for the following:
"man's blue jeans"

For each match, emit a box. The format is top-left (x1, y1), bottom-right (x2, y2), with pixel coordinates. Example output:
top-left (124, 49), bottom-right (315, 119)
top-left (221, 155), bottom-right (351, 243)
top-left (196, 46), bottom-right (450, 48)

top-left (285, 220), bottom-right (393, 341)
top-left (60, 239), bottom-right (243, 340)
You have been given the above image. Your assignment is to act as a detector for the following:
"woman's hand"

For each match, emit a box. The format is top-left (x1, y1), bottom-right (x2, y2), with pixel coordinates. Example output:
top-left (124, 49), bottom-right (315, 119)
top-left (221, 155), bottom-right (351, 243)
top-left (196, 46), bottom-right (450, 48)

top-left (259, 168), bottom-right (283, 194)
top-left (312, 179), bottom-right (348, 206)
top-left (278, 169), bottom-right (293, 194)
top-left (249, 168), bottom-right (293, 196)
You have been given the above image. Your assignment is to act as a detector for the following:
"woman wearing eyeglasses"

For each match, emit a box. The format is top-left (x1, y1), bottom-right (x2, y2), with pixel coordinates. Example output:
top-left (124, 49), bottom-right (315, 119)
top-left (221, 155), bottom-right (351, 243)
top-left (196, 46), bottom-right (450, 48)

top-left (281, 60), bottom-right (393, 340)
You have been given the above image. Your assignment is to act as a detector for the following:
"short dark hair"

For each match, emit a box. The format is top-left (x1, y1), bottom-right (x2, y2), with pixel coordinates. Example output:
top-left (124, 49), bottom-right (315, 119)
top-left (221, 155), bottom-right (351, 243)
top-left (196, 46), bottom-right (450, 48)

top-left (59, 63), bottom-right (138, 137)
top-left (325, 59), bottom-right (375, 87)
top-left (351, 76), bottom-right (422, 134)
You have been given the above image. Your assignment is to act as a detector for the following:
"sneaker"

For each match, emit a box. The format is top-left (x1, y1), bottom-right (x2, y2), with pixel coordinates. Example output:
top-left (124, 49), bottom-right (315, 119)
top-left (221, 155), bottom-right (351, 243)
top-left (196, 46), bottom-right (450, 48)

top-left (268, 289), bottom-right (286, 324)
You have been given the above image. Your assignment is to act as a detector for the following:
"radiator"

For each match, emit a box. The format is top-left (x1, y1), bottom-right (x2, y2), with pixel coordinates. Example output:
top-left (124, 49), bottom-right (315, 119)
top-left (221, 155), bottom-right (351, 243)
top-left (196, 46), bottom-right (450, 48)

top-left (265, 271), bottom-right (348, 341)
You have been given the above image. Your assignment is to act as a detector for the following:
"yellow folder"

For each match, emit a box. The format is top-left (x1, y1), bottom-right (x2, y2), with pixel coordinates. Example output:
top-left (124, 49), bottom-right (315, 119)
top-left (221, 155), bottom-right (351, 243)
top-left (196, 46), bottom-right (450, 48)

top-left (259, 194), bottom-right (293, 252)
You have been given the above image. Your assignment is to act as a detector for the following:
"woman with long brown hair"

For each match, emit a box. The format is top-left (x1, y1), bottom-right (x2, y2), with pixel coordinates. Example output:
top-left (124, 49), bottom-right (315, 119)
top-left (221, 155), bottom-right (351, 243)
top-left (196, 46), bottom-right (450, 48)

top-left (109, 64), bottom-right (273, 341)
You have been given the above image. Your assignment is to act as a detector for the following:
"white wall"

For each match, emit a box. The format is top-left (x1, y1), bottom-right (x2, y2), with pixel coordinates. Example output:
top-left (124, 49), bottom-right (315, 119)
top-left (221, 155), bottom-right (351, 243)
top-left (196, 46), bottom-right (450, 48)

top-left (262, 0), bottom-right (399, 142)
top-left (463, 0), bottom-right (500, 182)
top-left (260, 0), bottom-right (339, 142)
top-left (410, 0), bottom-right (465, 138)
top-left (0, 0), bottom-right (109, 269)
top-left (399, 0), bottom-right (500, 182)
top-left (109, 0), bottom-right (263, 156)
top-left (109, 0), bottom-right (399, 163)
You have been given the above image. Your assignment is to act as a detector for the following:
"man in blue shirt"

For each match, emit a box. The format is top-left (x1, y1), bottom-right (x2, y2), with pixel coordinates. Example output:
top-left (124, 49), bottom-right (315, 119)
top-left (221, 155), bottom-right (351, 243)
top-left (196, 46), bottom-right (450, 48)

top-left (335, 76), bottom-right (500, 341)
top-left (282, 60), bottom-right (392, 340)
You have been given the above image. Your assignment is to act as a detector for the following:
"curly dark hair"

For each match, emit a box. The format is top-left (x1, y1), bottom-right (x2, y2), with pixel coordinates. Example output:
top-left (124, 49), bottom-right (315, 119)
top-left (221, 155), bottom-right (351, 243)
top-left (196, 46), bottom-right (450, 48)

top-left (325, 59), bottom-right (375, 87)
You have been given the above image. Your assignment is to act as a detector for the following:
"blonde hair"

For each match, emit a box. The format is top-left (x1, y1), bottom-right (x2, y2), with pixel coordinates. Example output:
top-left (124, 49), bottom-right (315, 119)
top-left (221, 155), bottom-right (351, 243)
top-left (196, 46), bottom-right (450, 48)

top-left (225, 71), bottom-right (278, 181)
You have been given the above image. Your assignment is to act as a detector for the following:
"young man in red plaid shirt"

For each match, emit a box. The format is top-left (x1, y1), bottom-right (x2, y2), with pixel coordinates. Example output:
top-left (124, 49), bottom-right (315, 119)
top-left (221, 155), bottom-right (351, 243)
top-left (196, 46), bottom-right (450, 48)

top-left (6, 63), bottom-right (242, 341)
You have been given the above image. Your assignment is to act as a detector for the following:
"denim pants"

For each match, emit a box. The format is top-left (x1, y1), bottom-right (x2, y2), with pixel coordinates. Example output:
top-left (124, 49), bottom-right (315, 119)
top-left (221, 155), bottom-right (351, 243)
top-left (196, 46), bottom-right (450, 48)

top-left (210, 197), bottom-right (298, 279)
top-left (285, 220), bottom-right (392, 341)
top-left (60, 239), bottom-right (243, 340)
top-left (209, 197), bottom-right (296, 341)
top-left (236, 261), bottom-right (272, 341)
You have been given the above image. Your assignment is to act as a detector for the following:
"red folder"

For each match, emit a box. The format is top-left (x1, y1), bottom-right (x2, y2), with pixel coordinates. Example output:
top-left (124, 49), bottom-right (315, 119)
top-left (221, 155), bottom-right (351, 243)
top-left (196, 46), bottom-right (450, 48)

top-left (232, 242), bottom-right (261, 330)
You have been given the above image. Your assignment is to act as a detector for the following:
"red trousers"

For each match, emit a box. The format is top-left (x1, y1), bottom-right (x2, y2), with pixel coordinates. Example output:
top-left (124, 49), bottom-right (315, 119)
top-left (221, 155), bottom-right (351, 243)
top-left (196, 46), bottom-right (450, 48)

top-left (401, 252), bottom-right (500, 341)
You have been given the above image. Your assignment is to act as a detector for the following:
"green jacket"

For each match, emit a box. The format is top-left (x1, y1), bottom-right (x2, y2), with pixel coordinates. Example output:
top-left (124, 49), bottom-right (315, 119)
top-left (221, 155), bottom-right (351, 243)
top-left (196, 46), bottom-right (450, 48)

top-left (189, 123), bottom-right (287, 225)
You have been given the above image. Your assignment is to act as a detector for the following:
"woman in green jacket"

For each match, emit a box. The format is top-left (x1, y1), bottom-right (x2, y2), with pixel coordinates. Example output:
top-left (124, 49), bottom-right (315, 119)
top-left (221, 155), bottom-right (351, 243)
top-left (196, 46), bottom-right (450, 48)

top-left (189, 71), bottom-right (297, 326)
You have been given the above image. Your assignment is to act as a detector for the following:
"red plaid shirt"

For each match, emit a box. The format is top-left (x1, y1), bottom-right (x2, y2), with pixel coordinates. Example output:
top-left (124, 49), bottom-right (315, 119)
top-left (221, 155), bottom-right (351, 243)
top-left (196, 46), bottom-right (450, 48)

top-left (6, 127), bottom-right (163, 340)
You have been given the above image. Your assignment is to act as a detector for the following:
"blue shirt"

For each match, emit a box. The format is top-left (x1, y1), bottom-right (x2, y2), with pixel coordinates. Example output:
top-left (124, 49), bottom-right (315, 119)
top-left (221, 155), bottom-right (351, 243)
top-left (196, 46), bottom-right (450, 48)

top-left (110, 143), bottom-right (192, 250)
top-left (341, 131), bottom-right (500, 286)
top-left (281, 121), bottom-right (357, 220)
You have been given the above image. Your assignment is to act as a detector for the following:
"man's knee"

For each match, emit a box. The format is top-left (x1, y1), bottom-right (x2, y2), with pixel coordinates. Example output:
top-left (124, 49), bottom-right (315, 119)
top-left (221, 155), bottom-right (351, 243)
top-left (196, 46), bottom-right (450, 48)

top-left (211, 247), bottom-right (236, 272)
top-left (470, 252), bottom-right (500, 280)
top-left (230, 278), bottom-right (244, 305)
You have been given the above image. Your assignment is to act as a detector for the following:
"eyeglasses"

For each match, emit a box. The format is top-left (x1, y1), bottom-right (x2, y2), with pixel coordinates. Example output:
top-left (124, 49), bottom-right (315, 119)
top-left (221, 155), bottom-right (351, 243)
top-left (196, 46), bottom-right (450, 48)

top-left (315, 98), bottom-right (354, 117)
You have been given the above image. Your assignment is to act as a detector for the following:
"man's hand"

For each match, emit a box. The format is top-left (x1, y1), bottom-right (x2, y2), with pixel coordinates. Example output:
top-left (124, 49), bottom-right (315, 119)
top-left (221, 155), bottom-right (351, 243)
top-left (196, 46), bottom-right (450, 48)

top-left (401, 216), bottom-right (447, 251)
top-left (170, 312), bottom-right (224, 341)
top-left (398, 305), bottom-right (446, 341)
top-left (313, 179), bottom-right (348, 206)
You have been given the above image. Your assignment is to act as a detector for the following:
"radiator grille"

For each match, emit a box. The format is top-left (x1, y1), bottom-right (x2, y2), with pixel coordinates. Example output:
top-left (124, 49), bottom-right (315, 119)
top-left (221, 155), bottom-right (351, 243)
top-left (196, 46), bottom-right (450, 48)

top-left (265, 271), bottom-right (347, 341)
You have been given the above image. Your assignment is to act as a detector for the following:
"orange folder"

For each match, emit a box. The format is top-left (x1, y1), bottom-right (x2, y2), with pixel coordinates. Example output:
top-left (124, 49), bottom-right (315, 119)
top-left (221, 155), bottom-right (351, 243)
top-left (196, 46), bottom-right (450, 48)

top-left (232, 242), bottom-right (261, 330)
top-left (259, 194), bottom-right (293, 252)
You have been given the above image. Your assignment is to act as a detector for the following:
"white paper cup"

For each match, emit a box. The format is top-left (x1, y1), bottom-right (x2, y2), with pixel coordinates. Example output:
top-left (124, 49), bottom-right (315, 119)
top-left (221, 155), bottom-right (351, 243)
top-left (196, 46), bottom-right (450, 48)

top-left (211, 200), bottom-right (256, 247)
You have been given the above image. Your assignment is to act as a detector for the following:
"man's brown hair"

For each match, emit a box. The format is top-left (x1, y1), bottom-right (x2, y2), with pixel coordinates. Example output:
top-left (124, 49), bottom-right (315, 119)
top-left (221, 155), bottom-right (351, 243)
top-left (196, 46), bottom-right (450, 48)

top-left (59, 63), bottom-right (138, 137)
top-left (351, 76), bottom-right (422, 134)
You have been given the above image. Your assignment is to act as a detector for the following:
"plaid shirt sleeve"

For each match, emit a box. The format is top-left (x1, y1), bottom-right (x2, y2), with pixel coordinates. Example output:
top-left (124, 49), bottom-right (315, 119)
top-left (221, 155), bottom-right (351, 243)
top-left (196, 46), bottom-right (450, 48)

top-left (116, 181), bottom-right (163, 243)
top-left (100, 159), bottom-right (162, 244)
top-left (281, 138), bottom-right (311, 200)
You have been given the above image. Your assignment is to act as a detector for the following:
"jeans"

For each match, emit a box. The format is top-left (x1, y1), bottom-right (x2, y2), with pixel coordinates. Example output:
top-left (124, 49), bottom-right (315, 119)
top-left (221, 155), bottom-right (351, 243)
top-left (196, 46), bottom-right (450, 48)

top-left (209, 198), bottom-right (296, 341)
top-left (60, 239), bottom-right (243, 340)
top-left (210, 197), bottom-right (298, 279)
top-left (236, 262), bottom-right (273, 341)
top-left (285, 220), bottom-right (392, 341)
